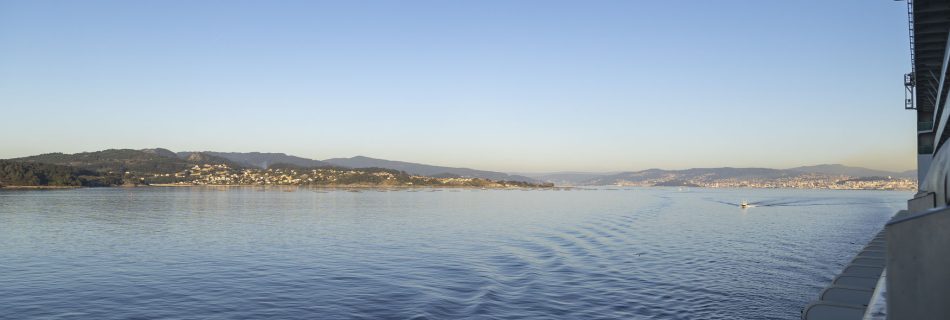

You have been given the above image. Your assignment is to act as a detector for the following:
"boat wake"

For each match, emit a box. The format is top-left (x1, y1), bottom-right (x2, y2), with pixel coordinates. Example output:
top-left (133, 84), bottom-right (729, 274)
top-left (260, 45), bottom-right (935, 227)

top-left (709, 198), bottom-right (903, 208)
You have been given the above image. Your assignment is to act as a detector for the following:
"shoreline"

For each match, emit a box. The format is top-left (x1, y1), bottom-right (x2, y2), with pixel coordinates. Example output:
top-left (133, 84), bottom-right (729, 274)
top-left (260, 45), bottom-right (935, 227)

top-left (145, 184), bottom-right (555, 190)
top-left (0, 184), bottom-right (915, 192)
top-left (0, 185), bottom-right (82, 190)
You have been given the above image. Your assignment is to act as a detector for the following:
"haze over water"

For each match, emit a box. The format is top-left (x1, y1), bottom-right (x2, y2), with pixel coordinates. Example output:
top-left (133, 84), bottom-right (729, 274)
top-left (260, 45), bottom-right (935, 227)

top-left (0, 187), bottom-right (907, 319)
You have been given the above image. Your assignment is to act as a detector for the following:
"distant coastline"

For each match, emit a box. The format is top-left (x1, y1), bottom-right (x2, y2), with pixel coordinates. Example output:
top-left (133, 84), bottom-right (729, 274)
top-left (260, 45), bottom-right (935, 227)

top-left (0, 148), bottom-right (916, 191)
top-left (142, 183), bottom-right (556, 190)
top-left (0, 183), bottom-right (913, 192)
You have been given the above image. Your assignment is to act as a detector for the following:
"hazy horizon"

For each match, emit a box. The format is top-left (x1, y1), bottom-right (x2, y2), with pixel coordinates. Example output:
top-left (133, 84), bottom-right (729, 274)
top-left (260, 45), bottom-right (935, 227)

top-left (0, 1), bottom-right (915, 173)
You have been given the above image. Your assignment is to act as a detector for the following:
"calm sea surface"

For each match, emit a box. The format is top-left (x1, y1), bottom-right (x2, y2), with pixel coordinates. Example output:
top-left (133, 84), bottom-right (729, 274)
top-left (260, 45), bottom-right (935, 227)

top-left (0, 187), bottom-right (909, 319)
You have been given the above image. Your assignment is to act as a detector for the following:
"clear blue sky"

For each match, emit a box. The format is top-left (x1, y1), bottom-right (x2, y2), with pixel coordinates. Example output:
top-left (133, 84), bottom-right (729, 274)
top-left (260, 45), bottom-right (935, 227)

top-left (0, 1), bottom-right (915, 172)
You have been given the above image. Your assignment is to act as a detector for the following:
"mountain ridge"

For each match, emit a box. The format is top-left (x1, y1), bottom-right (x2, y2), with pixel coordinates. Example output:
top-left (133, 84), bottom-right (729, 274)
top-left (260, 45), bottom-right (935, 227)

top-left (10, 149), bottom-right (240, 174)
top-left (787, 164), bottom-right (915, 178)
top-left (323, 156), bottom-right (537, 182)
top-left (519, 165), bottom-right (916, 185)
top-left (179, 151), bottom-right (331, 169)
top-left (581, 165), bottom-right (915, 187)
top-left (4, 149), bottom-right (915, 186)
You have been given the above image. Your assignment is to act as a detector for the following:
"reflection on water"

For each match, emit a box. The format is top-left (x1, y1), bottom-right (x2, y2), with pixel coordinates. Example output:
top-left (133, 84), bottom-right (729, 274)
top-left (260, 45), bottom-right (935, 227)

top-left (0, 188), bottom-right (908, 319)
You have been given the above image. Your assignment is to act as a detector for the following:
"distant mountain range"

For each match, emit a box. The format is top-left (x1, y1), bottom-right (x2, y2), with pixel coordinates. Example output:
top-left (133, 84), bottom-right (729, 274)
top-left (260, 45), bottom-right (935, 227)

top-left (522, 164), bottom-right (916, 186)
top-left (514, 172), bottom-right (617, 186)
top-left (577, 168), bottom-right (789, 186)
top-left (572, 165), bottom-right (915, 186)
top-left (183, 151), bottom-right (331, 169)
top-left (6, 148), bottom-right (915, 186)
top-left (322, 156), bottom-right (536, 182)
top-left (787, 164), bottom-right (916, 179)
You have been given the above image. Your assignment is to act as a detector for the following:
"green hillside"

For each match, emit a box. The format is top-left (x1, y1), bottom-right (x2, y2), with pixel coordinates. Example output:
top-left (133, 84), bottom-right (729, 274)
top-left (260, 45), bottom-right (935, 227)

top-left (0, 160), bottom-right (120, 187)
top-left (13, 149), bottom-right (241, 174)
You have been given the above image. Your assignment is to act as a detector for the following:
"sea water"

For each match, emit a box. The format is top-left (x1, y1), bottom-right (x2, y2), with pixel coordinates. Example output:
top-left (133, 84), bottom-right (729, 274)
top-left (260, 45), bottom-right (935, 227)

top-left (0, 187), bottom-right (909, 319)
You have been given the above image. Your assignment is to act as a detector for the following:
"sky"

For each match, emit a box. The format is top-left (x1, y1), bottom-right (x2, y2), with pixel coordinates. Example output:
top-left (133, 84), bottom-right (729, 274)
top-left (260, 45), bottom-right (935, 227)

top-left (0, 1), bottom-right (917, 173)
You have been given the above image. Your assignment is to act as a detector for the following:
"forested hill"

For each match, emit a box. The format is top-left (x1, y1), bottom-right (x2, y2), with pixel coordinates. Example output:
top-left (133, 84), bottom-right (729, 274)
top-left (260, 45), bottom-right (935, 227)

top-left (0, 160), bottom-right (119, 187)
top-left (186, 151), bottom-right (331, 169)
top-left (12, 149), bottom-right (243, 174)
top-left (0, 149), bottom-right (547, 188)
top-left (11, 149), bottom-right (535, 183)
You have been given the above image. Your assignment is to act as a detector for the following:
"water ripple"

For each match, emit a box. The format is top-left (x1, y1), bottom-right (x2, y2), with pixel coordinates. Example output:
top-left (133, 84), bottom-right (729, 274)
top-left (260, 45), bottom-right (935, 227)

top-left (0, 188), bottom-right (908, 319)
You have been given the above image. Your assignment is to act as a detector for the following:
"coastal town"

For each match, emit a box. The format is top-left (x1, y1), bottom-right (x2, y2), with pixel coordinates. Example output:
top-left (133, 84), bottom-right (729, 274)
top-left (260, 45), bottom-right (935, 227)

top-left (147, 164), bottom-right (548, 188)
top-left (609, 173), bottom-right (917, 191)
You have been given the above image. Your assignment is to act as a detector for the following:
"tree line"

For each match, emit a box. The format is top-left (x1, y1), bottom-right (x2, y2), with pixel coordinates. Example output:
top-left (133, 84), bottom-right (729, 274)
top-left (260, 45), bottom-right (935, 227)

top-left (0, 160), bottom-right (120, 187)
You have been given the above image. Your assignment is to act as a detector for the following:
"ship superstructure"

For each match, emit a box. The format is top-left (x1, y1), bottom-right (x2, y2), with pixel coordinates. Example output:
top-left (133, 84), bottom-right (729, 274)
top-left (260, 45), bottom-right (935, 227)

top-left (803, 1), bottom-right (950, 319)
